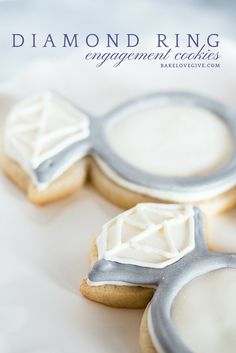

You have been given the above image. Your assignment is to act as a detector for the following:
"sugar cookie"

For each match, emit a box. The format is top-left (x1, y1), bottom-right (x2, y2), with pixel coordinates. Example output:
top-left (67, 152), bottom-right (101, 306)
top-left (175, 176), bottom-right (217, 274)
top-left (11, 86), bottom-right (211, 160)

top-left (80, 203), bottom-right (236, 353)
top-left (2, 92), bottom-right (236, 213)
top-left (1, 92), bottom-right (88, 204)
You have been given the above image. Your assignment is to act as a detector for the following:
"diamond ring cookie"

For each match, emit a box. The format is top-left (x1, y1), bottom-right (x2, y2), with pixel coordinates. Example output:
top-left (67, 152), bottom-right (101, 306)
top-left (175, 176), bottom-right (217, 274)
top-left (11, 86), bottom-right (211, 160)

top-left (2, 91), bottom-right (236, 214)
top-left (80, 203), bottom-right (236, 353)
top-left (1, 93), bottom-right (89, 204)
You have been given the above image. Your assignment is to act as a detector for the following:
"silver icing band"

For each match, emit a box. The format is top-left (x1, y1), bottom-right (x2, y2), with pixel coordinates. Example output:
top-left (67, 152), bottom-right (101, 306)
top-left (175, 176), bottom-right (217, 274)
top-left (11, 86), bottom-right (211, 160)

top-left (88, 207), bottom-right (236, 353)
top-left (34, 92), bottom-right (236, 200)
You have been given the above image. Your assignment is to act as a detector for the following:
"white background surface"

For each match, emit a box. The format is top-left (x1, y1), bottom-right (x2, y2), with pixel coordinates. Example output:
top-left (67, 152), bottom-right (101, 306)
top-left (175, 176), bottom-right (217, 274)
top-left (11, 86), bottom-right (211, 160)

top-left (0, 1), bottom-right (236, 353)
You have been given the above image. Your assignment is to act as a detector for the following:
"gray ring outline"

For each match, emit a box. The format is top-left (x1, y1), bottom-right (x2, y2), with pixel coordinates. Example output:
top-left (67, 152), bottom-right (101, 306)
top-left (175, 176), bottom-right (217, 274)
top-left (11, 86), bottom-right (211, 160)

top-left (35, 91), bottom-right (236, 195)
top-left (87, 208), bottom-right (236, 353)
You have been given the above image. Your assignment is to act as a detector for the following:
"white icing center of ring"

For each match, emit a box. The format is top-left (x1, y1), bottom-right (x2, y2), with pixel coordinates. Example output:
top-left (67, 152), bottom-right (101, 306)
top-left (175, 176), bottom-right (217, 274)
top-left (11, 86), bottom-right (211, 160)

top-left (172, 268), bottom-right (236, 353)
top-left (108, 105), bottom-right (234, 177)
top-left (96, 203), bottom-right (195, 268)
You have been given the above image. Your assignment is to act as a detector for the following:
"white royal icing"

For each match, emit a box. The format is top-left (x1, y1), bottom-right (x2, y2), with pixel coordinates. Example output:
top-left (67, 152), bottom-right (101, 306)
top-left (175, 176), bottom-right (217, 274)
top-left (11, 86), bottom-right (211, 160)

top-left (86, 278), bottom-right (157, 288)
top-left (171, 268), bottom-right (236, 353)
top-left (96, 104), bottom-right (235, 203)
top-left (108, 105), bottom-right (234, 177)
top-left (96, 203), bottom-right (195, 269)
top-left (4, 92), bottom-right (89, 189)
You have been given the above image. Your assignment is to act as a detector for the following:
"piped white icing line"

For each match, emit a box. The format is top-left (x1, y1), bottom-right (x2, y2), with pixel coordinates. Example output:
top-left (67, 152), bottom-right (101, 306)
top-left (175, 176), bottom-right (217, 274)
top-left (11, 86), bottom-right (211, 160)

top-left (95, 156), bottom-right (236, 203)
top-left (4, 92), bottom-right (89, 189)
top-left (86, 278), bottom-right (157, 288)
top-left (96, 203), bottom-right (195, 269)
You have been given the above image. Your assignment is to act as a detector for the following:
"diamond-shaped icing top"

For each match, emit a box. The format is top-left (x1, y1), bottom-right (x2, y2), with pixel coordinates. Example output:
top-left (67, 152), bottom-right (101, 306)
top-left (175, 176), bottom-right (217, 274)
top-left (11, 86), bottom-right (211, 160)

top-left (5, 92), bottom-right (89, 176)
top-left (96, 203), bottom-right (195, 269)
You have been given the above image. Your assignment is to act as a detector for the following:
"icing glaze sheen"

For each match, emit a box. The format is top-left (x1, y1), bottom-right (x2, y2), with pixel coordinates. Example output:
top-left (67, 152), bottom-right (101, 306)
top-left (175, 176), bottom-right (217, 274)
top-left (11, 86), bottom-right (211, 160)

top-left (96, 203), bottom-right (195, 269)
top-left (4, 92), bottom-right (89, 188)
top-left (108, 105), bottom-right (234, 177)
top-left (172, 269), bottom-right (236, 353)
